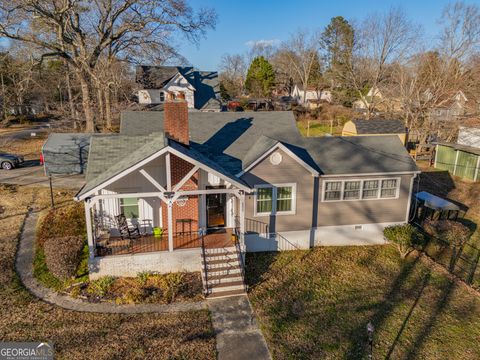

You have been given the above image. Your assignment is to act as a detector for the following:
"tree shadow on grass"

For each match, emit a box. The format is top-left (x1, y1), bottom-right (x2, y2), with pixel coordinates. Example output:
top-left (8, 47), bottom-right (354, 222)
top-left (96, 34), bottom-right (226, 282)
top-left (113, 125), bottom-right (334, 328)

top-left (385, 271), bottom-right (431, 359)
top-left (403, 279), bottom-right (456, 360)
top-left (345, 254), bottom-right (423, 359)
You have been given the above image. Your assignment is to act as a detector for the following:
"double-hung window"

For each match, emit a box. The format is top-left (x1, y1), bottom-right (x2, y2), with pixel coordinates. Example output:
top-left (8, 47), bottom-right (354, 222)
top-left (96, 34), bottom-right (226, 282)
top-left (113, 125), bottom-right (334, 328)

top-left (256, 187), bottom-right (273, 214)
top-left (324, 181), bottom-right (342, 201)
top-left (276, 186), bottom-right (293, 212)
top-left (362, 180), bottom-right (379, 199)
top-left (255, 184), bottom-right (295, 216)
top-left (343, 181), bottom-right (361, 200)
top-left (120, 198), bottom-right (139, 219)
top-left (323, 178), bottom-right (400, 201)
top-left (380, 179), bottom-right (398, 198)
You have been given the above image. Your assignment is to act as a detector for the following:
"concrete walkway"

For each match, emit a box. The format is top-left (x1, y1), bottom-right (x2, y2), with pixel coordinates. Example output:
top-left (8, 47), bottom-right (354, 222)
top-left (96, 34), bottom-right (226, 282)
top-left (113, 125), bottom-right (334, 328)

top-left (209, 296), bottom-right (271, 360)
top-left (16, 209), bottom-right (272, 359)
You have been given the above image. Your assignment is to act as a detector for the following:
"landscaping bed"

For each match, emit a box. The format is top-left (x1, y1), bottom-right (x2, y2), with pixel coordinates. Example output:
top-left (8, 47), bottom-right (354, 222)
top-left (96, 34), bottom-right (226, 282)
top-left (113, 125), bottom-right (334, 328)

top-left (34, 201), bottom-right (204, 304)
top-left (246, 246), bottom-right (480, 360)
top-left (0, 185), bottom-right (215, 359)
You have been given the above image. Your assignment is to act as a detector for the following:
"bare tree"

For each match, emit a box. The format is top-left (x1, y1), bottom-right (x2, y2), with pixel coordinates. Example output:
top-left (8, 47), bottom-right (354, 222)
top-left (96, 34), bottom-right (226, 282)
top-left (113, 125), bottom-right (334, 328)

top-left (219, 53), bottom-right (247, 98)
top-left (281, 31), bottom-right (321, 103)
top-left (0, 0), bottom-right (216, 132)
top-left (394, 2), bottom-right (480, 142)
top-left (343, 8), bottom-right (419, 118)
top-left (439, 1), bottom-right (480, 62)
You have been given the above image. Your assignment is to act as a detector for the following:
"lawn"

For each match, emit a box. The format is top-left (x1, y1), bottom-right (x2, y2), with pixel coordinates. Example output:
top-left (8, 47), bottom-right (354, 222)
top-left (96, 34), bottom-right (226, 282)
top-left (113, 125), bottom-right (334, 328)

top-left (246, 246), bottom-right (480, 360)
top-left (297, 120), bottom-right (343, 137)
top-left (0, 185), bottom-right (216, 359)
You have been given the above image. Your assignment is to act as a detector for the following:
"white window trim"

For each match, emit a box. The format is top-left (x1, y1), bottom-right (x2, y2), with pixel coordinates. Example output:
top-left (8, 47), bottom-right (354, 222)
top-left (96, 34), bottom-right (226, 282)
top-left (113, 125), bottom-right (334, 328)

top-left (321, 177), bottom-right (401, 202)
top-left (254, 183), bottom-right (297, 216)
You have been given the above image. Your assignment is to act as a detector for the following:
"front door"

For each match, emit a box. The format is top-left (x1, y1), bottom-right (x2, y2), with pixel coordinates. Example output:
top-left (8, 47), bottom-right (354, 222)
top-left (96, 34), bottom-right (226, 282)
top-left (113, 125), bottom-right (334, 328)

top-left (206, 186), bottom-right (226, 229)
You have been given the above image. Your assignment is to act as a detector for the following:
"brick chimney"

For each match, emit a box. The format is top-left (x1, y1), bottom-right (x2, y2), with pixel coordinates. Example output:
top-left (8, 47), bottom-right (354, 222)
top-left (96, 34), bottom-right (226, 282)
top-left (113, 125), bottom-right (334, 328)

top-left (164, 92), bottom-right (189, 145)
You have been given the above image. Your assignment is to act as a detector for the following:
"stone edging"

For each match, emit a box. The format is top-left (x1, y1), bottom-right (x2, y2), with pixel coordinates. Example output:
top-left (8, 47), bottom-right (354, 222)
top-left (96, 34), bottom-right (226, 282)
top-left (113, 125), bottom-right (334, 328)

top-left (15, 209), bottom-right (208, 314)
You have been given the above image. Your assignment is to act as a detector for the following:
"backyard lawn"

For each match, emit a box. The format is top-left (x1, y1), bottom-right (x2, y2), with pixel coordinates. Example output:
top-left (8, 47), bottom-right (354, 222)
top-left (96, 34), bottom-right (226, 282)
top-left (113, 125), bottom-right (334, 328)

top-left (297, 120), bottom-right (343, 137)
top-left (246, 246), bottom-right (480, 360)
top-left (0, 185), bottom-right (216, 359)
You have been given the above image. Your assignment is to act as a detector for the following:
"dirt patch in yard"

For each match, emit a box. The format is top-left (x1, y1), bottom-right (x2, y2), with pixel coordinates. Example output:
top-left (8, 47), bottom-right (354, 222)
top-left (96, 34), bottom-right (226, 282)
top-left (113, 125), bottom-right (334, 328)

top-left (246, 247), bottom-right (480, 360)
top-left (0, 185), bottom-right (216, 359)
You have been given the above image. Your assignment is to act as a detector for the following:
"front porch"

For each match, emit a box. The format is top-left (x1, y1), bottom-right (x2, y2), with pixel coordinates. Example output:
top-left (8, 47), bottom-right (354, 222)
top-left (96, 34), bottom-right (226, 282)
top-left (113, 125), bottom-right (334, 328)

top-left (96, 228), bottom-right (235, 257)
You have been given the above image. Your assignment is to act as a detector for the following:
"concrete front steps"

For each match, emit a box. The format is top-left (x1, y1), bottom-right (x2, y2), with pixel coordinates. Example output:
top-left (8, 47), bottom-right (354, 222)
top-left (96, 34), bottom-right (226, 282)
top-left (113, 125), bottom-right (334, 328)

top-left (201, 246), bottom-right (246, 299)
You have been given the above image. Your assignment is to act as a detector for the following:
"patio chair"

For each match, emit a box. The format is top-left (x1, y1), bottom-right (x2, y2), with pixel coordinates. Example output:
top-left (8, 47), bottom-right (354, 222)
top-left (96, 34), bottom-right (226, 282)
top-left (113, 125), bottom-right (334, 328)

top-left (115, 214), bottom-right (141, 240)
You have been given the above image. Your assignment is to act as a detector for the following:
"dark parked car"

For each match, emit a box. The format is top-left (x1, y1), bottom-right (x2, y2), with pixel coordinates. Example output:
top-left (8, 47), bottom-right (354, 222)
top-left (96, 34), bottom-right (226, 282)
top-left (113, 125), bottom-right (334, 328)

top-left (0, 153), bottom-right (24, 170)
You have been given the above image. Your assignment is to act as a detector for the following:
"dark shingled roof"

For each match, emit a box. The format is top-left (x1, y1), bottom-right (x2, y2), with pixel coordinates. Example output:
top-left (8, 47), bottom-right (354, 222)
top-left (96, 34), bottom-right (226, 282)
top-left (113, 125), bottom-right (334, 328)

top-left (42, 133), bottom-right (113, 175)
top-left (120, 111), bottom-right (418, 176)
top-left (79, 134), bottom-right (166, 196)
top-left (135, 66), bottom-right (219, 109)
top-left (352, 119), bottom-right (406, 134)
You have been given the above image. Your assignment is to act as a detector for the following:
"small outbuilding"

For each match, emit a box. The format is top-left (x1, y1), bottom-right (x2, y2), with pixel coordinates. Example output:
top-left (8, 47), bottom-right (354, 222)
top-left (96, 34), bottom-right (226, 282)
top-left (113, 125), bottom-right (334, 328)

top-left (434, 142), bottom-right (480, 181)
top-left (342, 119), bottom-right (407, 145)
top-left (42, 133), bottom-right (96, 175)
top-left (411, 191), bottom-right (465, 222)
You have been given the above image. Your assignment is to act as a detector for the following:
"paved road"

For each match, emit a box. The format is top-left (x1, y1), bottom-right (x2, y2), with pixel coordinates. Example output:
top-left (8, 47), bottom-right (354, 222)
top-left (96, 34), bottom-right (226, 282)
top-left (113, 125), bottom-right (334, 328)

top-left (0, 161), bottom-right (84, 190)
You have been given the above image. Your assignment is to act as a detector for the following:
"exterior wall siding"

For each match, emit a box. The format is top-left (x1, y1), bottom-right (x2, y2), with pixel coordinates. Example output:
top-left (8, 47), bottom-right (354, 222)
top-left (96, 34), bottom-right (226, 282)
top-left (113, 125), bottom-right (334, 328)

top-left (241, 148), bottom-right (315, 232)
top-left (317, 174), bottom-right (413, 226)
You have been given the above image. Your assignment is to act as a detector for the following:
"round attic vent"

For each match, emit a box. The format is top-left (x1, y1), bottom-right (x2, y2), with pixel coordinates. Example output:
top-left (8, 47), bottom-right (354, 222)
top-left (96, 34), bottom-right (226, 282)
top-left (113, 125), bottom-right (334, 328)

top-left (270, 152), bottom-right (283, 165)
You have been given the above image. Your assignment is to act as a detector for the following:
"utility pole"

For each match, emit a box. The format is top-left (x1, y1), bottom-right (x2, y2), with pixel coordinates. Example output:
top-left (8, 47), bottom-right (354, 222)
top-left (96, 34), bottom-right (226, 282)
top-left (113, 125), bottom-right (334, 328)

top-left (49, 175), bottom-right (55, 209)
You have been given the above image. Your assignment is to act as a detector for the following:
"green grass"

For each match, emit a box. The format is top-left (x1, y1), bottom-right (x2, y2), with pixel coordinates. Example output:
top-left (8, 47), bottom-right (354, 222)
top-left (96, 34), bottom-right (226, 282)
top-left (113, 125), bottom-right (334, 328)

top-left (297, 121), bottom-right (343, 137)
top-left (74, 243), bottom-right (90, 283)
top-left (246, 246), bottom-right (480, 360)
top-left (33, 246), bottom-right (64, 291)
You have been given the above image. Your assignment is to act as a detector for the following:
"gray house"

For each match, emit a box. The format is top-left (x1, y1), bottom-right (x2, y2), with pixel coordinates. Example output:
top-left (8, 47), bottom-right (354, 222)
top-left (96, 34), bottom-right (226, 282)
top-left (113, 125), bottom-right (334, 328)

top-left (45, 99), bottom-right (418, 297)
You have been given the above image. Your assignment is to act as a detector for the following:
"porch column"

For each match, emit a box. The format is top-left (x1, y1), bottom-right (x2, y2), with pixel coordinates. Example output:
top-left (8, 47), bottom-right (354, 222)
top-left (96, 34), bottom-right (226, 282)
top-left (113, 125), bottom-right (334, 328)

top-left (84, 201), bottom-right (95, 259)
top-left (239, 193), bottom-right (246, 235)
top-left (167, 200), bottom-right (174, 252)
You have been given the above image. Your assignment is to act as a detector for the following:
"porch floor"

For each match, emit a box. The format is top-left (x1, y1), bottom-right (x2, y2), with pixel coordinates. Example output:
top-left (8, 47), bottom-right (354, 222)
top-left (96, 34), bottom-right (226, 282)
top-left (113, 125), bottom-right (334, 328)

top-left (96, 228), bottom-right (234, 257)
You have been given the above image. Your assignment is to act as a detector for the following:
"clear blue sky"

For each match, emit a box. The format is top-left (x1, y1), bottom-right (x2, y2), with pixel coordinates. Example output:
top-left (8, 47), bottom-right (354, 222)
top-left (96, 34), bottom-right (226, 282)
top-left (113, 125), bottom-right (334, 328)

top-left (178, 0), bottom-right (458, 70)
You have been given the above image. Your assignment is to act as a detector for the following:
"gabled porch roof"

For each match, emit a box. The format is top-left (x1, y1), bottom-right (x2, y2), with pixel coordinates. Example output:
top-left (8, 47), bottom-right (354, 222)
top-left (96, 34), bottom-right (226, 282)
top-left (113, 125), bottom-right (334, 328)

top-left (75, 134), bottom-right (250, 201)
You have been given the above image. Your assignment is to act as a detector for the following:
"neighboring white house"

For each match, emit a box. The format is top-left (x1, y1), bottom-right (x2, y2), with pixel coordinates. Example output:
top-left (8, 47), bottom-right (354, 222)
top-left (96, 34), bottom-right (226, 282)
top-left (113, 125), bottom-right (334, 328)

top-left (352, 87), bottom-right (383, 110)
top-left (291, 85), bottom-right (332, 105)
top-left (136, 65), bottom-right (220, 110)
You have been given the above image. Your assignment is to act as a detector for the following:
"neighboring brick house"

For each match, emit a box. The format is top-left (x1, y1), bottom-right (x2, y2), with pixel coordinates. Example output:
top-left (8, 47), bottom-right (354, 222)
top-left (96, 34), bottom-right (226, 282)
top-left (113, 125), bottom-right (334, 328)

top-left (44, 96), bottom-right (418, 297)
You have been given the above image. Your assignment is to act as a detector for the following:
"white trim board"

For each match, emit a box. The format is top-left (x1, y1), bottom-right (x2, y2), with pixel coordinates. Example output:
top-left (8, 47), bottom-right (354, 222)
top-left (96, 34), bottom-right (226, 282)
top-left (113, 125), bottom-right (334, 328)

top-left (253, 182), bottom-right (297, 217)
top-left (321, 177), bottom-right (402, 202)
top-left (237, 142), bottom-right (319, 177)
top-left (76, 145), bottom-right (250, 201)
